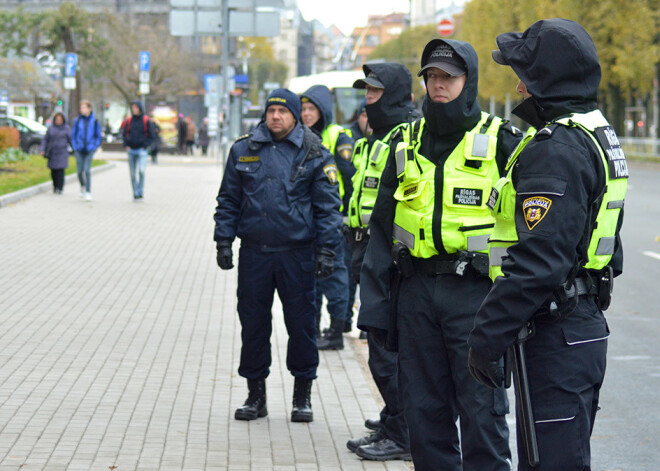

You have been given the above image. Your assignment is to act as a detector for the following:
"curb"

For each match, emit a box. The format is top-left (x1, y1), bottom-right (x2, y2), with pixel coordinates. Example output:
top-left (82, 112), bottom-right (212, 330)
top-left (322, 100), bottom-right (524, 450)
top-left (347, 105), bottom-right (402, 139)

top-left (0, 162), bottom-right (116, 209)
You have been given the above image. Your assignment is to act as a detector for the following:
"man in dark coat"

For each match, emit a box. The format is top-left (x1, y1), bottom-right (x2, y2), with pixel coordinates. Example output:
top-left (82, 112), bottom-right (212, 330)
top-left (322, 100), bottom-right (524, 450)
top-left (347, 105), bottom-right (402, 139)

top-left (468, 19), bottom-right (627, 470)
top-left (214, 88), bottom-right (342, 423)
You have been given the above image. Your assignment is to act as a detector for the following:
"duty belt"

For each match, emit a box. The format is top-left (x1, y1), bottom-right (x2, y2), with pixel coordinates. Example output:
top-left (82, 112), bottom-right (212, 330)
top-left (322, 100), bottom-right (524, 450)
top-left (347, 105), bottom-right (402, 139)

top-left (412, 251), bottom-right (489, 277)
top-left (349, 226), bottom-right (370, 242)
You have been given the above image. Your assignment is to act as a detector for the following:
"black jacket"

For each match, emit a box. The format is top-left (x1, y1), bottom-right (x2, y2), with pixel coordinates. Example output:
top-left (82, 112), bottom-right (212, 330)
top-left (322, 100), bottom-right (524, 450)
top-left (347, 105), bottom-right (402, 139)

top-left (122, 101), bottom-right (155, 150)
top-left (357, 40), bottom-right (521, 331)
top-left (469, 19), bottom-right (622, 360)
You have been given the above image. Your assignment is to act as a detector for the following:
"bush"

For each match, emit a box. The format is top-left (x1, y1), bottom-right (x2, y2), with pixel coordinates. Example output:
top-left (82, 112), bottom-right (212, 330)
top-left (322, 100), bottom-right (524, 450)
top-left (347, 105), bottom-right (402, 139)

top-left (0, 147), bottom-right (30, 165)
top-left (0, 126), bottom-right (20, 152)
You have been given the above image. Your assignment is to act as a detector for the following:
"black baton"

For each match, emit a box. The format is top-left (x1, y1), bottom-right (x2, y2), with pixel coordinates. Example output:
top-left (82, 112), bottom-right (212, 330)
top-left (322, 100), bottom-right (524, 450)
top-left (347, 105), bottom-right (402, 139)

top-left (511, 323), bottom-right (540, 467)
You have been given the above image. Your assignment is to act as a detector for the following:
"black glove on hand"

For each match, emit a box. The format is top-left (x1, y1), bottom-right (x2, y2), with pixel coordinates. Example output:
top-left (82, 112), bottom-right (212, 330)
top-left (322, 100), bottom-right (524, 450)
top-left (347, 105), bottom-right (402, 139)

top-left (468, 348), bottom-right (504, 389)
top-left (216, 241), bottom-right (233, 270)
top-left (315, 247), bottom-right (335, 279)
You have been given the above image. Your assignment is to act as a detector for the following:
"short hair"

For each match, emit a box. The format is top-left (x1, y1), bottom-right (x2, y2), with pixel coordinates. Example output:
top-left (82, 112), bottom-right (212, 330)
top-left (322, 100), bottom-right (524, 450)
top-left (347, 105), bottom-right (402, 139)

top-left (80, 100), bottom-right (92, 109)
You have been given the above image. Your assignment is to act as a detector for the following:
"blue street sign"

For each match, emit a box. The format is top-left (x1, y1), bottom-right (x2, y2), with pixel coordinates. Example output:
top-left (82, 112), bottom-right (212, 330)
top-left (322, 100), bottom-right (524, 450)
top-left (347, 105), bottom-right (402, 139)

top-left (204, 74), bottom-right (220, 94)
top-left (65, 53), bottom-right (77, 77)
top-left (139, 51), bottom-right (151, 72)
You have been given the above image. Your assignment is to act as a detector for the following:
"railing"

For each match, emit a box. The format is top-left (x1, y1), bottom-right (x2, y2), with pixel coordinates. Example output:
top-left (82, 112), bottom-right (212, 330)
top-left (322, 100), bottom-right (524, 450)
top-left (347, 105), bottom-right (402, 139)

top-left (620, 137), bottom-right (660, 159)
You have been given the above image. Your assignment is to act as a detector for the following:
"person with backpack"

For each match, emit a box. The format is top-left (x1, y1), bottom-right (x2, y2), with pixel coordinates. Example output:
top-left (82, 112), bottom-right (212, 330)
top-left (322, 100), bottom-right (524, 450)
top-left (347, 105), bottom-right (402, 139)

top-left (71, 100), bottom-right (102, 201)
top-left (122, 101), bottom-right (155, 200)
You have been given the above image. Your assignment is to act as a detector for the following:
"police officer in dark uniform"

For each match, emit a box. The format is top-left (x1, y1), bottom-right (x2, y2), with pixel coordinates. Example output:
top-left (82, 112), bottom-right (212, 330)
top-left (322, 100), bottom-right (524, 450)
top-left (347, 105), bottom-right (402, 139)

top-left (346, 63), bottom-right (415, 461)
top-left (468, 19), bottom-right (627, 470)
top-left (300, 85), bottom-right (355, 349)
top-left (359, 39), bottom-right (521, 470)
top-left (214, 88), bottom-right (342, 423)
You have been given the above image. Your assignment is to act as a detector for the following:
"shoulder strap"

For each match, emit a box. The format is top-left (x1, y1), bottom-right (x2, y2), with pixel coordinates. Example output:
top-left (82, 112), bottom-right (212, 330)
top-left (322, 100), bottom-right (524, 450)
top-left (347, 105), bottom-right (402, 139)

top-left (142, 115), bottom-right (149, 135)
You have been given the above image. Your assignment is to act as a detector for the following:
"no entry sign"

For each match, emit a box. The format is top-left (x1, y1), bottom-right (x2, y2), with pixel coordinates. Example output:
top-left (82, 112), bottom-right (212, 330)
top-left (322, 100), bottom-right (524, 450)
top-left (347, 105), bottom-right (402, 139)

top-left (437, 18), bottom-right (455, 37)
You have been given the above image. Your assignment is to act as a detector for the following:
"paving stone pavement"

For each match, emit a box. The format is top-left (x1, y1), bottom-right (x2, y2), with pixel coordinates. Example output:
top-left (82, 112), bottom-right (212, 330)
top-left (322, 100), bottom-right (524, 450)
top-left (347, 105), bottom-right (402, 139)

top-left (0, 156), bottom-right (409, 471)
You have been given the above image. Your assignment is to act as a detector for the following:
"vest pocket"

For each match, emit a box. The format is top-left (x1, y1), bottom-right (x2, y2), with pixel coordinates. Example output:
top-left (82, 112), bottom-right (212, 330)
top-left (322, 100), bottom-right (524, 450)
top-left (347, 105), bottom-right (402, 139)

top-left (394, 179), bottom-right (432, 212)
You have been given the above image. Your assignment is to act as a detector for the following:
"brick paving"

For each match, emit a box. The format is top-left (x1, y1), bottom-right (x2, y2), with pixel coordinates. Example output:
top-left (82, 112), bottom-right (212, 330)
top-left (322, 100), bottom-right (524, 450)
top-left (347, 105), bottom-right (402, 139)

top-left (0, 153), bottom-right (408, 471)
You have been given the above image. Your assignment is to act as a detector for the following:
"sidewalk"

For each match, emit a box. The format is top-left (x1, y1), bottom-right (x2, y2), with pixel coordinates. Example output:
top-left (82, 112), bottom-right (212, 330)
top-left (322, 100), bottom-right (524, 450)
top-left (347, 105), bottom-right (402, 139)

top-left (0, 160), bottom-right (408, 470)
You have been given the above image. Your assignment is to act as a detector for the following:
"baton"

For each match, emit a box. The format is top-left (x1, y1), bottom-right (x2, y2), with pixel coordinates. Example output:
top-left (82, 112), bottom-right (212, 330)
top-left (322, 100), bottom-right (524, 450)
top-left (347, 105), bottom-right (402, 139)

top-left (511, 323), bottom-right (540, 467)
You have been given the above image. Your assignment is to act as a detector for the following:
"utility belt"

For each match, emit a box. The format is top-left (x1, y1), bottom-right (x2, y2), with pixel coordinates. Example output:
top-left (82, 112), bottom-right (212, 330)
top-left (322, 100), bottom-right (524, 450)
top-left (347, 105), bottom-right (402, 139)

top-left (391, 243), bottom-right (489, 278)
top-left (538, 266), bottom-right (614, 322)
top-left (342, 225), bottom-right (370, 244)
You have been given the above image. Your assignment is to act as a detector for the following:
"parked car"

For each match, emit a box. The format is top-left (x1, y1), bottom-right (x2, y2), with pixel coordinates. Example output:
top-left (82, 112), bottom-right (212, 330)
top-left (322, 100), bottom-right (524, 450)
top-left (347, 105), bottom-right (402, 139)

top-left (0, 115), bottom-right (48, 154)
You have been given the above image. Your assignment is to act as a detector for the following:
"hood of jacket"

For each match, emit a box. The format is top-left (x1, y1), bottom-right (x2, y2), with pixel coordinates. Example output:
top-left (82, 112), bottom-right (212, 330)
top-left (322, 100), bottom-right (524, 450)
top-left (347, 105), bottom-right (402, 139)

top-left (496, 18), bottom-right (600, 127)
top-left (362, 63), bottom-right (415, 136)
top-left (301, 85), bottom-right (333, 133)
top-left (131, 100), bottom-right (144, 116)
top-left (420, 38), bottom-right (482, 139)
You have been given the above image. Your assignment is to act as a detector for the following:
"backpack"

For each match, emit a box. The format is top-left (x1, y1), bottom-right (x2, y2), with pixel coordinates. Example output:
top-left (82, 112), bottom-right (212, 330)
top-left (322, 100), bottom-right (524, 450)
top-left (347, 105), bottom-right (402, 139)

top-left (124, 115), bottom-right (149, 138)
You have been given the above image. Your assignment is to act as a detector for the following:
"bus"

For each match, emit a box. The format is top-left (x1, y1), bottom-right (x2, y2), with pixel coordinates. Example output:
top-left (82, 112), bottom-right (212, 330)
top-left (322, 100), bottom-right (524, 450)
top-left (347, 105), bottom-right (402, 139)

top-left (287, 70), bottom-right (366, 127)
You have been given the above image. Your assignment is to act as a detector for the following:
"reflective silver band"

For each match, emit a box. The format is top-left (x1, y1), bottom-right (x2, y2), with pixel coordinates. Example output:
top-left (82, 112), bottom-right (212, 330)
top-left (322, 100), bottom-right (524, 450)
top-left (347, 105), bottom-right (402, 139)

top-left (489, 246), bottom-right (509, 266)
top-left (467, 234), bottom-right (490, 252)
top-left (371, 141), bottom-right (384, 162)
top-left (396, 148), bottom-right (406, 176)
top-left (607, 200), bottom-right (624, 210)
top-left (392, 223), bottom-right (415, 249)
top-left (361, 212), bottom-right (371, 225)
top-left (595, 237), bottom-right (615, 255)
top-left (472, 133), bottom-right (490, 158)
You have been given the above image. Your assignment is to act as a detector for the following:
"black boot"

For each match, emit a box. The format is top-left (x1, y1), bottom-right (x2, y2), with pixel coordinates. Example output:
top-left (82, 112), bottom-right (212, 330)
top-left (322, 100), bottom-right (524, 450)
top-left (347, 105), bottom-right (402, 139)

top-left (291, 378), bottom-right (313, 422)
top-left (234, 378), bottom-right (267, 421)
top-left (317, 317), bottom-right (344, 350)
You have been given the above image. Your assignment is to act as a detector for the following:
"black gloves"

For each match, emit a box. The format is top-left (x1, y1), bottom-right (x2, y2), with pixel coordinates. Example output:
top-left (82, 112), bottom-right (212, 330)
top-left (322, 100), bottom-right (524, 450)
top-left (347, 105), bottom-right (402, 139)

top-left (468, 348), bottom-right (504, 389)
top-left (314, 247), bottom-right (335, 279)
top-left (216, 241), bottom-right (233, 270)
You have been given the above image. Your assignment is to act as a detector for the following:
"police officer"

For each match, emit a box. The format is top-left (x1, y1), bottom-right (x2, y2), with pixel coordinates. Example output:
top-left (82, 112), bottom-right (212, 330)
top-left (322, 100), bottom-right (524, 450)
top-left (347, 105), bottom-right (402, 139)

top-left (214, 88), bottom-right (342, 423)
top-left (468, 19), bottom-right (628, 470)
top-left (300, 85), bottom-right (356, 349)
top-left (346, 63), bottom-right (415, 461)
top-left (349, 98), bottom-right (369, 141)
top-left (359, 39), bottom-right (521, 470)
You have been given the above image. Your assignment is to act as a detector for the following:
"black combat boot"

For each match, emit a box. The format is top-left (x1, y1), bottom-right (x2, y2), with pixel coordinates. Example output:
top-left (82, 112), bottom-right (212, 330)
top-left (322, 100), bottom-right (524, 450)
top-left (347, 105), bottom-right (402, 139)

top-left (317, 317), bottom-right (344, 350)
top-left (234, 378), bottom-right (267, 421)
top-left (290, 378), bottom-right (313, 422)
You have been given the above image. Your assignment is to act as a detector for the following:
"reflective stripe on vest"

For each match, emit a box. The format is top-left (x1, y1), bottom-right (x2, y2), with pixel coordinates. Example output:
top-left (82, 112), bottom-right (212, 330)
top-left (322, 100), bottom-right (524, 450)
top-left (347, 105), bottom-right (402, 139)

top-left (488, 110), bottom-right (628, 280)
top-left (392, 112), bottom-right (502, 258)
top-left (322, 123), bottom-right (348, 202)
top-left (347, 124), bottom-right (406, 228)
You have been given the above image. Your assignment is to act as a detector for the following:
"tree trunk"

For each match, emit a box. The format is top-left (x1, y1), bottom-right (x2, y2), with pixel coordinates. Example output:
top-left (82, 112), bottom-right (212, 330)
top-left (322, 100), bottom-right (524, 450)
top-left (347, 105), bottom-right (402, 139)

top-left (606, 84), bottom-right (624, 135)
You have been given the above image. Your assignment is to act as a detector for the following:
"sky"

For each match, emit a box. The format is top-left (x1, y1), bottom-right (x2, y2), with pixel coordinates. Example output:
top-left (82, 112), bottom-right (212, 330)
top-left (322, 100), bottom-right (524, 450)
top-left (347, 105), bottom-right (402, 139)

top-left (296, 0), bottom-right (460, 36)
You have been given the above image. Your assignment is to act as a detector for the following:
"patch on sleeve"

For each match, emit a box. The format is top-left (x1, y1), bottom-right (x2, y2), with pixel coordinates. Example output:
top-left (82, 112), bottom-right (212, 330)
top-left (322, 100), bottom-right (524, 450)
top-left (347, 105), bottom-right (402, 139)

top-left (323, 164), bottom-right (339, 185)
top-left (238, 156), bottom-right (260, 162)
top-left (523, 196), bottom-right (552, 230)
top-left (337, 143), bottom-right (353, 161)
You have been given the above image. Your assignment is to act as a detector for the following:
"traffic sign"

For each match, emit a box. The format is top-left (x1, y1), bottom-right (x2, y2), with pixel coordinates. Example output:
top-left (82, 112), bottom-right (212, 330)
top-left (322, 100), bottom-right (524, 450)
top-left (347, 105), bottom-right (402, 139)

top-left (139, 71), bottom-right (150, 83)
top-left (63, 77), bottom-right (77, 90)
top-left (0, 90), bottom-right (9, 106)
top-left (139, 82), bottom-right (150, 95)
top-left (437, 18), bottom-right (455, 37)
top-left (139, 51), bottom-right (151, 72)
top-left (65, 53), bottom-right (77, 77)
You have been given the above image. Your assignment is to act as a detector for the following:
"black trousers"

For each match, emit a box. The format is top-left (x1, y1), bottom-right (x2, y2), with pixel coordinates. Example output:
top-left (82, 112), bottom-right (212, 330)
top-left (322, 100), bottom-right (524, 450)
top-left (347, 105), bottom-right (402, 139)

top-left (517, 297), bottom-right (607, 470)
top-left (397, 269), bottom-right (511, 471)
top-left (367, 333), bottom-right (409, 448)
top-left (51, 169), bottom-right (65, 191)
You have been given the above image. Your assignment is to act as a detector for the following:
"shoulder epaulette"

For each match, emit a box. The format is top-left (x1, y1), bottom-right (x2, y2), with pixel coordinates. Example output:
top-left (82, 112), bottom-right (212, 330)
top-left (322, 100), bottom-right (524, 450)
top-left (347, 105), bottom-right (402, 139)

top-left (499, 119), bottom-right (522, 136)
top-left (535, 124), bottom-right (559, 141)
top-left (236, 134), bottom-right (250, 142)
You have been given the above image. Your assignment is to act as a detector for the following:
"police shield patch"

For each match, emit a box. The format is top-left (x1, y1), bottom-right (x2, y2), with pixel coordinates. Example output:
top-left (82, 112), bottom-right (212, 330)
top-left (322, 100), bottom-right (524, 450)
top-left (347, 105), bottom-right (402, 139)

top-left (323, 164), bottom-right (339, 185)
top-left (337, 143), bottom-right (353, 161)
top-left (523, 196), bottom-right (552, 230)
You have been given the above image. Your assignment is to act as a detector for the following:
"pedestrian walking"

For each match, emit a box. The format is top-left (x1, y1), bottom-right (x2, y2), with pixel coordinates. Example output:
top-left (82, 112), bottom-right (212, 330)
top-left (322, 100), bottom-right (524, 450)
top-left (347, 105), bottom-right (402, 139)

top-left (346, 63), bottom-right (416, 462)
top-left (198, 118), bottom-right (210, 156)
top-left (185, 116), bottom-right (196, 156)
top-left (300, 85), bottom-right (355, 349)
top-left (41, 111), bottom-right (71, 195)
top-left (213, 88), bottom-right (342, 423)
top-left (71, 100), bottom-right (102, 201)
top-left (149, 120), bottom-right (161, 164)
top-left (359, 39), bottom-right (522, 471)
top-left (122, 101), bottom-right (154, 200)
top-left (468, 19), bottom-right (628, 471)
top-left (176, 114), bottom-right (187, 155)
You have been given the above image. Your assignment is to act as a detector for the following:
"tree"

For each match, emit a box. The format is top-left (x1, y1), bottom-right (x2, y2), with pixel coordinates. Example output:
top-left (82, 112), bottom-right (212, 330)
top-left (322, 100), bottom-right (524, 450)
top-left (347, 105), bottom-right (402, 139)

top-left (237, 38), bottom-right (289, 105)
top-left (460, 0), bottom-right (660, 133)
top-left (368, 24), bottom-right (438, 103)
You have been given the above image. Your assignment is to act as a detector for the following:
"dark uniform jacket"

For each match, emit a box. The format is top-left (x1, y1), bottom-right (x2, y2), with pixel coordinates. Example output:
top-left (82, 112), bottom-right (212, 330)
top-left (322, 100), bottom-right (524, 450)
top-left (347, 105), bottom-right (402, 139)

top-left (468, 19), bottom-right (622, 360)
top-left (302, 85), bottom-right (355, 212)
top-left (358, 40), bottom-right (521, 332)
top-left (214, 121), bottom-right (342, 251)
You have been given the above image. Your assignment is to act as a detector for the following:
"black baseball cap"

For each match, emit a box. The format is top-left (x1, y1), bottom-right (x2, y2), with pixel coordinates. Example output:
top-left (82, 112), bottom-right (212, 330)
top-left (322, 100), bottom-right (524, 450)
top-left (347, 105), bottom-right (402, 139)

top-left (418, 42), bottom-right (466, 77)
top-left (353, 72), bottom-right (385, 89)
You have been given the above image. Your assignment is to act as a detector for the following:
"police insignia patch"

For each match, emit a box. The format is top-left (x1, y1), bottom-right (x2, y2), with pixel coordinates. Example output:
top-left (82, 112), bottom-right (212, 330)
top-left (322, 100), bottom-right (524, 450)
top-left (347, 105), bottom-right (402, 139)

top-left (337, 144), bottom-right (353, 161)
top-left (323, 164), bottom-right (339, 185)
top-left (523, 196), bottom-right (552, 230)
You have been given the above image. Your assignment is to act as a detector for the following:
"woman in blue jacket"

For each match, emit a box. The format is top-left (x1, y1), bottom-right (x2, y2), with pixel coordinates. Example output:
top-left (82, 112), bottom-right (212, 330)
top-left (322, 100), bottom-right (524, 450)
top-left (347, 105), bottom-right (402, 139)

top-left (71, 100), bottom-right (102, 201)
